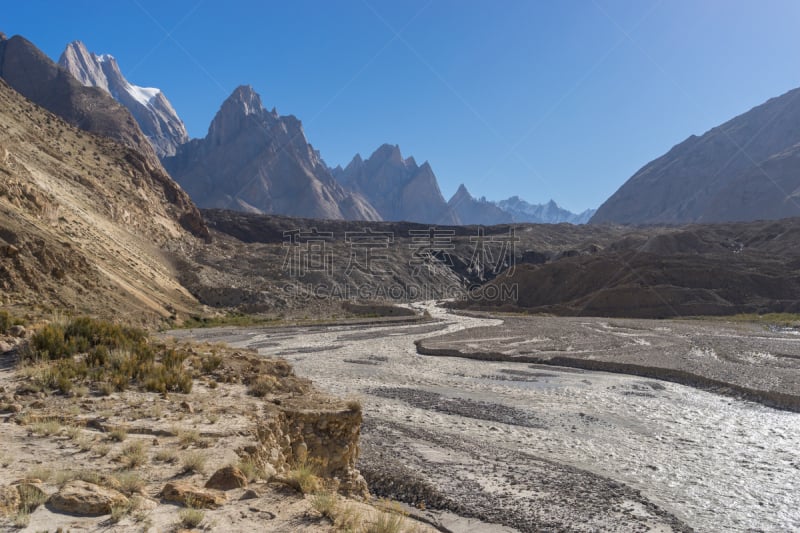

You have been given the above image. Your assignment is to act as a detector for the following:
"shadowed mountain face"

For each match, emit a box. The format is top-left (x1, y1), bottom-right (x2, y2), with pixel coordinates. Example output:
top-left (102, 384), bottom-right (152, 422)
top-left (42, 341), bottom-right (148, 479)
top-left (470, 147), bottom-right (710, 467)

top-left (163, 86), bottom-right (380, 221)
top-left (334, 144), bottom-right (460, 225)
top-left (592, 87), bottom-right (800, 225)
top-left (0, 78), bottom-right (206, 320)
top-left (58, 41), bottom-right (189, 157)
top-left (0, 34), bottom-right (161, 168)
top-left (460, 217), bottom-right (800, 318)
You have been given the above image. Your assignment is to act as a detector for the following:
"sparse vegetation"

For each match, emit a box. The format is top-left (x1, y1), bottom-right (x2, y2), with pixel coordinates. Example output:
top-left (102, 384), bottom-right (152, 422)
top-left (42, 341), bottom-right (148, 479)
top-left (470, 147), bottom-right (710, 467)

top-left (334, 503), bottom-right (365, 532)
top-left (181, 451), bottom-right (206, 474)
top-left (286, 460), bottom-right (320, 494)
top-left (200, 353), bottom-right (223, 373)
top-left (27, 466), bottom-right (53, 483)
top-left (31, 418), bottom-right (62, 437)
top-left (179, 507), bottom-right (205, 528)
top-left (176, 428), bottom-right (204, 448)
top-left (248, 375), bottom-right (277, 397)
top-left (21, 316), bottom-right (193, 395)
top-left (178, 312), bottom-right (280, 330)
top-left (701, 312), bottom-right (800, 328)
top-left (17, 483), bottom-right (47, 513)
top-left (366, 510), bottom-right (406, 533)
top-left (154, 448), bottom-right (179, 463)
top-left (114, 470), bottom-right (146, 494)
top-left (109, 501), bottom-right (133, 523)
top-left (94, 443), bottom-right (112, 457)
top-left (12, 509), bottom-right (30, 528)
top-left (119, 440), bottom-right (148, 468)
top-left (237, 457), bottom-right (267, 482)
top-left (310, 489), bottom-right (339, 520)
top-left (108, 427), bottom-right (128, 442)
top-left (0, 309), bottom-right (24, 334)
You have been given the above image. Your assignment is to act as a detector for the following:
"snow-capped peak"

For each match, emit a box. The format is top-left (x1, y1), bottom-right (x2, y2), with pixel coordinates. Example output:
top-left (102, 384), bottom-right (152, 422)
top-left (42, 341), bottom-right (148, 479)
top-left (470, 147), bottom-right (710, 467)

top-left (58, 40), bottom-right (188, 157)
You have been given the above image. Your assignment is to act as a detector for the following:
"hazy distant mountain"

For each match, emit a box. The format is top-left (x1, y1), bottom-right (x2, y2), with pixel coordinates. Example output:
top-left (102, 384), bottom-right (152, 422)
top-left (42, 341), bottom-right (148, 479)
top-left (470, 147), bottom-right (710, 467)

top-left (163, 85), bottom-right (380, 221)
top-left (447, 184), bottom-right (513, 225)
top-left (0, 34), bottom-right (161, 166)
top-left (334, 144), bottom-right (460, 225)
top-left (58, 41), bottom-right (188, 157)
top-left (592, 87), bottom-right (800, 224)
top-left (498, 196), bottom-right (595, 224)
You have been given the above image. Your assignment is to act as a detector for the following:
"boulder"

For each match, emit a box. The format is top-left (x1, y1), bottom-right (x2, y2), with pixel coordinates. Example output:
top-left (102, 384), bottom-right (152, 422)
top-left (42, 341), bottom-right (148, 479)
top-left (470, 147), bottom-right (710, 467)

top-left (205, 466), bottom-right (248, 491)
top-left (47, 480), bottom-right (128, 516)
top-left (160, 481), bottom-right (226, 509)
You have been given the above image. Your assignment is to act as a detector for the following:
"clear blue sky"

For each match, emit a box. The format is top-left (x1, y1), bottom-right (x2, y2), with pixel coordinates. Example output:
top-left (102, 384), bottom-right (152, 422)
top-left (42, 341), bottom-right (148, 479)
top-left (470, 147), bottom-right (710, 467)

top-left (4, 1), bottom-right (800, 212)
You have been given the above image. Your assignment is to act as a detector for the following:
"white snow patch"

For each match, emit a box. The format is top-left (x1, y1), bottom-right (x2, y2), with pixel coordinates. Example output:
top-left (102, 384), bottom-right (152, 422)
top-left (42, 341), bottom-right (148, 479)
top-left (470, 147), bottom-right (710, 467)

top-left (126, 84), bottom-right (160, 106)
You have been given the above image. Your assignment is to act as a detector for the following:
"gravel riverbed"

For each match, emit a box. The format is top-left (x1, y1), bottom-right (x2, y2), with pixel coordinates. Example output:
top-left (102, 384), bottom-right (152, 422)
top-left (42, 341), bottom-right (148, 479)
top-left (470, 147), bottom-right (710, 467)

top-left (169, 303), bottom-right (800, 532)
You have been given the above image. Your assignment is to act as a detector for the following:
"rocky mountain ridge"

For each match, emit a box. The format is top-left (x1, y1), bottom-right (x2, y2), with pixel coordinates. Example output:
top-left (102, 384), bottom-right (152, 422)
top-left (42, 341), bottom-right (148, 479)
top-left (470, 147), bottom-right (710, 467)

top-left (58, 40), bottom-right (189, 157)
top-left (592, 87), bottom-right (800, 224)
top-left (163, 85), bottom-right (380, 221)
top-left (333, 144), bottom-right (460, 224)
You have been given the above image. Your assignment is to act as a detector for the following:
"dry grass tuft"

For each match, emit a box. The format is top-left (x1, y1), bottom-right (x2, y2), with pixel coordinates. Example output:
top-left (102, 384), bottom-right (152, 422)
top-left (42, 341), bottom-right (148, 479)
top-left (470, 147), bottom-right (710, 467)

top-left (119, 440), bottom-right (148, 468)
top-left (181, 451), bottom-right (206, 474)
top-left (310, 490), bottom-right (339, 520)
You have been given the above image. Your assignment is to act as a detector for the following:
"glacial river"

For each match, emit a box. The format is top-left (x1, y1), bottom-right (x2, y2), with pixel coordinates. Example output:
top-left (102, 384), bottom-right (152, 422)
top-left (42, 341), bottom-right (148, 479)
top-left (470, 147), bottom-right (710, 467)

top-left (173, 302), bottom-right (800, 532)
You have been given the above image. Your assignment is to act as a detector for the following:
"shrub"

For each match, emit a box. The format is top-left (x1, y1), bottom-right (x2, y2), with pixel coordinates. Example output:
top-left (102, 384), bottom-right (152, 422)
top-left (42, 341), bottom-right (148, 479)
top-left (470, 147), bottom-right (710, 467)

top-left (287, 461), bottom-right (320, 494)
top-left (154, 449), bottom-right (178, 463)
top-left (176, 429), bottom-right (203, 448)
top-left (119, 441), bottom-right (147, 468)
top-left (114, 470), bottom-right (146, 494)
top-left (108, 427), bottom-right (128, 442)
top-left (334, 503), bottom-right (364, 531)
top-left (31, 418), bottom-right (62, 437)
top-left (200, 354), bottom-right (223, 374)
top-left (367, 511), bottom-right (406, 533)
top-left (248, 375), bottom-right (277, 397)
top-left (179, 507), bottom-right (204, 528)
top-left (26, 466), bottom-right (52, 483)
top-left (17, 483), bottom-right (47, 512)
top-left (109, 501), bottom-right (133, 524)
top-left (181, 451), bottom-right (206, 474)
top-left (12, 508), bottom-right (30, 528)
top-left (94, 443), bottom-right (111, 457)
top-left (237, 457), bottom-right (267, 482)
top-left (310, 490), bottom-right (338, 520)
top-left (25, 316), bottom-right (193, 395)
top-left (0, 310), bottom-right (22, 334)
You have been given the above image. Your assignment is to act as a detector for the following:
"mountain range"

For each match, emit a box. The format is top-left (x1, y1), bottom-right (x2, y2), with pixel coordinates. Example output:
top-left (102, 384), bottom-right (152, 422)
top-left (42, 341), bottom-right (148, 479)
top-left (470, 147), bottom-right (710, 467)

top-left (52, 40), bottom-right (591, 225)
top-left (10, 34), bottom-right (800, 229)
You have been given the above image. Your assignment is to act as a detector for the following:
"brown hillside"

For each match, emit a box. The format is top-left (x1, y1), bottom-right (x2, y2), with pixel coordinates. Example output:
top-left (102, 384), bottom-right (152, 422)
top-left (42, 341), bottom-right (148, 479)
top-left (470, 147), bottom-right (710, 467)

top-left (0, 78), bottom-right (205, 322)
